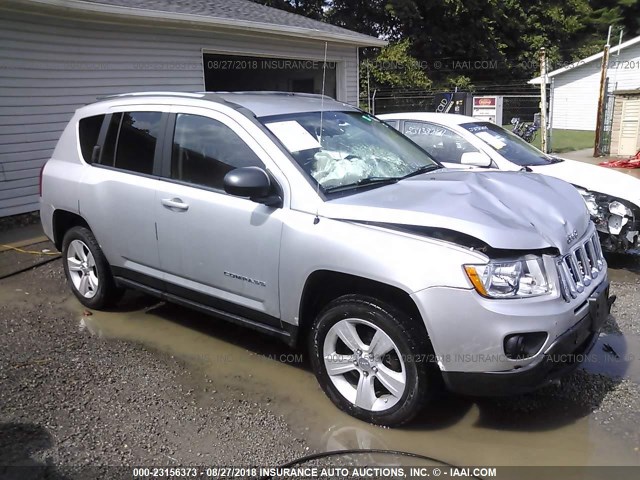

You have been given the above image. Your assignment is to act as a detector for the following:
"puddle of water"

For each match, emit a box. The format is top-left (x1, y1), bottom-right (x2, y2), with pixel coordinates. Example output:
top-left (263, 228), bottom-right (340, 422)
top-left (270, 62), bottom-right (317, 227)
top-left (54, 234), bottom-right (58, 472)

top-left (582, 334), bottom-right (640, 384)
top-left (606, 253), bottom-right (640, 281)
top-left (67, 293), bottom-right (640, 467)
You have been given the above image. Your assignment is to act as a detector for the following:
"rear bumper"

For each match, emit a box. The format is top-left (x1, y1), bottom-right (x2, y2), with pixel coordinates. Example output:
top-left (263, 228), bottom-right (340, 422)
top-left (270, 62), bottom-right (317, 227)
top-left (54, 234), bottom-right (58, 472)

top-left (442, 280), bottom-right (612, 396)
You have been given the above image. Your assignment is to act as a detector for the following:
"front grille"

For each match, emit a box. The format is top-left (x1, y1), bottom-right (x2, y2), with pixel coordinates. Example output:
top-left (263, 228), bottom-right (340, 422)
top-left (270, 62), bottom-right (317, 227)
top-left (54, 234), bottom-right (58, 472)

top-left (556, 229), bottom-right (605, 301)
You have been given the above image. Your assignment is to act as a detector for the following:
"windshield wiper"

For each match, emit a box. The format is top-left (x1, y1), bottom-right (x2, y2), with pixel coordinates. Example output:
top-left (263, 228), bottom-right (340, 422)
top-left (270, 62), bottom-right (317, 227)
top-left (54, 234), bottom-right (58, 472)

top-left (324, 164), bottom-right (443, 193)
top-left (400, 164), bottom-right (442, 180)
top-left (521, 156), bottom-right (563, 168)
top-left (324, 176), bottom-right (401, 193)
top-left (547, 156), bottom-right (564, 164)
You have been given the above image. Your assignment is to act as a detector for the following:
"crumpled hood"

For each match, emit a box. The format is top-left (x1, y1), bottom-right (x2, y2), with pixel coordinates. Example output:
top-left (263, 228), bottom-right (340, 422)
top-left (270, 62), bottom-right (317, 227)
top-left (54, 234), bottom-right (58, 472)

top-left (530, 159), bottom-right (640, 208)
top-left (319, 169), bottom-right (591, 254)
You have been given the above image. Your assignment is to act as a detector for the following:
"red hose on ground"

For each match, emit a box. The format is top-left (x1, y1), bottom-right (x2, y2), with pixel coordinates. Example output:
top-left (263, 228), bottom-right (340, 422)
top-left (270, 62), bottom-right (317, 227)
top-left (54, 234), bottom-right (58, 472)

top-left (599, 150), bottom-right (640, 168)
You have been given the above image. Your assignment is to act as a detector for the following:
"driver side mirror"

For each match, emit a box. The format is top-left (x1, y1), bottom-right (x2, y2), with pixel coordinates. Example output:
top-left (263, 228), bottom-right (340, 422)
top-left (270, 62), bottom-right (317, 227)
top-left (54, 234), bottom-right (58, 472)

top-left (460, 151), bottom-right (492, 168)
top-left (223, 167), bottom-right (282, 207)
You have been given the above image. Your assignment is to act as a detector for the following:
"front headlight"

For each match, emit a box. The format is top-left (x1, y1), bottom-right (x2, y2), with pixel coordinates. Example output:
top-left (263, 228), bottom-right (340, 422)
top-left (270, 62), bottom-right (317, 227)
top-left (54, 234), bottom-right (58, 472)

top-left (464, 256), bottom-right (551, 299)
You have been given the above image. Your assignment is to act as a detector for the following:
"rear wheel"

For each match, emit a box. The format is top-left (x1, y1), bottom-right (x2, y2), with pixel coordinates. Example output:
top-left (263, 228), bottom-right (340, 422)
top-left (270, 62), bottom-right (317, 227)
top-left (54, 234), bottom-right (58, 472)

top-left (309, 294), bottom-right (439, 426)
top-left (62, 226), bottom-right (122, 309)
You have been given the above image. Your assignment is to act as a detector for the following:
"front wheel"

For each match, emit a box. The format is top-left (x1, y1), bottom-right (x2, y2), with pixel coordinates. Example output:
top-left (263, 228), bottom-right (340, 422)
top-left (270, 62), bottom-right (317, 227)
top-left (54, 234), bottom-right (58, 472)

top-left (309, 295), bottom-right (439, 426)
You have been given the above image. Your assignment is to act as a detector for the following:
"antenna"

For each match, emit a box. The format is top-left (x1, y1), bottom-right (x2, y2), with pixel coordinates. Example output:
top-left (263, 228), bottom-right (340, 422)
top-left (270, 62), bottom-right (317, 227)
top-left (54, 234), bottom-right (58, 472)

top-left (314, 41), bottom-right (328, 225)
top-left (319, 41), bottom-right (328, 145)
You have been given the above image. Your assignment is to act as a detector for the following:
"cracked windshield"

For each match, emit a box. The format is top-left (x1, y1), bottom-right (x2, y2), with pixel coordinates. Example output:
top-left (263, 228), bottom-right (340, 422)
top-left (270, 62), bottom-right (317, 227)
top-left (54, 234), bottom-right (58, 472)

top-left (264, 111), bottom-right (439, 192)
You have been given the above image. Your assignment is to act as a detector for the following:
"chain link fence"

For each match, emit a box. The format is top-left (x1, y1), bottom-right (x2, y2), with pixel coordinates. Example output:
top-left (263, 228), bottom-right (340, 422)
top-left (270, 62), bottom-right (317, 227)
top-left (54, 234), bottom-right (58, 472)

top-left (363, 84), bottom-right (543, 127)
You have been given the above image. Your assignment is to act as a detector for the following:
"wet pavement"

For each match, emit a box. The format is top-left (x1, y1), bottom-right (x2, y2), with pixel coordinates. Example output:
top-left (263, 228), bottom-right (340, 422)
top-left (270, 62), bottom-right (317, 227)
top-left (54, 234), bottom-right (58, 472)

top-left (0, 220), bottom-right (57, 279)
top-left (0, 240), bottom-right (59, 279)
top-left (1, 257), bottom-right (639, 470)
top-left (72, 255), bottom-right (640, 467)
top-left (560, 149), bottom-right (640, 181)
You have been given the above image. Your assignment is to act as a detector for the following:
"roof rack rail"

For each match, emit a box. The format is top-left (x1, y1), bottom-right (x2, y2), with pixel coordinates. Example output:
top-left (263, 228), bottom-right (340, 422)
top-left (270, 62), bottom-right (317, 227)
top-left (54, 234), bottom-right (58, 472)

top-left (95, 91), bottom-right (218, 101)
top-left (211, 91), bottom-right (335, 100)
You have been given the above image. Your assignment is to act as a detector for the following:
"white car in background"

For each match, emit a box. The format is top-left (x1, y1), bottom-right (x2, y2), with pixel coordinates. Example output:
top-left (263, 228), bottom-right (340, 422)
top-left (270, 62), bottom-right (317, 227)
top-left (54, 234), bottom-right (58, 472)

top-left (379, 112), bottom-right (640, 254)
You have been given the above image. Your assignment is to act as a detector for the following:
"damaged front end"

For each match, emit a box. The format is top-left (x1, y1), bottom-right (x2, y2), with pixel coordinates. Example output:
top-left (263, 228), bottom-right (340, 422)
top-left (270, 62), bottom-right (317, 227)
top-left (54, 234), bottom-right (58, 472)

top-left (577, 188), bottom-right (640, 254)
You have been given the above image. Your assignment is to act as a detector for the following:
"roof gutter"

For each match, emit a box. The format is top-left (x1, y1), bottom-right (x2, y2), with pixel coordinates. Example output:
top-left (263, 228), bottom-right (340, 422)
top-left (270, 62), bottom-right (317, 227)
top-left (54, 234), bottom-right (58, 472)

top-left (15, 0), bottom-right (387, 47)
top-left (529, 35), bottom-right (640, 84)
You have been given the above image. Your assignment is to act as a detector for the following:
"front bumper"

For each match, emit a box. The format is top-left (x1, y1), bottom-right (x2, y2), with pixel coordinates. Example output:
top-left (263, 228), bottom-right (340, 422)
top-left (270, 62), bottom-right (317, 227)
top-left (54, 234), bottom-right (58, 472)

top-left (411, 270), bottom-right (612, 396)
top-left (441, 280), bottom-right (612, 396)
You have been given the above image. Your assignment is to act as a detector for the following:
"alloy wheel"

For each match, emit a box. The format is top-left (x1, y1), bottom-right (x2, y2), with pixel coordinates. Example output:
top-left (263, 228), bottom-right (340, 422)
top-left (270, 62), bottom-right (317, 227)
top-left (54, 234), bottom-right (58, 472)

top-left (323, 318), bottom-right (407, 412)
top-left (66, 239), bottom-right (99, 299)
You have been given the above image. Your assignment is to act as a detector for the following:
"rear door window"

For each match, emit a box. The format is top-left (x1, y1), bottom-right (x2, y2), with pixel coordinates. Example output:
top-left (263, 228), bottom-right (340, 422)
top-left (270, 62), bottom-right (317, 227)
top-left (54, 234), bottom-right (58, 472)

top-left (114, 112), bottom-right (162, 175)
top-left (403, 121), bottom-right (479, 163)
top-left (384, 119), bottom-right (400, 130)
top-left (99, 111), bottom-right (162, 175)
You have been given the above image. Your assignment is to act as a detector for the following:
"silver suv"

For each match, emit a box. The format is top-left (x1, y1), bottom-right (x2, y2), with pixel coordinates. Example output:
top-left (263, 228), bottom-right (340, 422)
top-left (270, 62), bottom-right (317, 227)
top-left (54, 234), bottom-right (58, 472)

top-left (41, 92), bottom-right (613, 426)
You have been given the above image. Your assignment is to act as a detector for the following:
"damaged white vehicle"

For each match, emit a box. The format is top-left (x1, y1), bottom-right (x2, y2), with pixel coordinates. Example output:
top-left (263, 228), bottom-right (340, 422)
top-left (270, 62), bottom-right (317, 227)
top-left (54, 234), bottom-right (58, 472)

top-left (379, 112), bottom-right (640, 254)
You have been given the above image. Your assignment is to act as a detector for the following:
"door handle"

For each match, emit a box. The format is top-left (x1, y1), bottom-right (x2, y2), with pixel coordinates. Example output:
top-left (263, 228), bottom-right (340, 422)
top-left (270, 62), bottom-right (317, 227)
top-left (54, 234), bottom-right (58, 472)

top-left (161, 197), bottom-right (189, 211)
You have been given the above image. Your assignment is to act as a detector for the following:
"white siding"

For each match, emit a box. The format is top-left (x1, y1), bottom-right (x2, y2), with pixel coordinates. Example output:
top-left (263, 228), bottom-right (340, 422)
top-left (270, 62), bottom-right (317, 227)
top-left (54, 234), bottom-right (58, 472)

top-left (0, 8), bottom-right (359, 217)
top-left (551, 63), bottom-right (601, 131)
top-left (609, 42), bottom-right (640, 92)
top-left (550, 42), bottom-right (640, 132)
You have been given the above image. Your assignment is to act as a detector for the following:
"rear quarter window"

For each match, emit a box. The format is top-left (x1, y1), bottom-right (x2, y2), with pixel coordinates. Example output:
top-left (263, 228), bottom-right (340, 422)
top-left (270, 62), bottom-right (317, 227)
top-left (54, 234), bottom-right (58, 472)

top-left (78, 114), bottom-right (105, 163)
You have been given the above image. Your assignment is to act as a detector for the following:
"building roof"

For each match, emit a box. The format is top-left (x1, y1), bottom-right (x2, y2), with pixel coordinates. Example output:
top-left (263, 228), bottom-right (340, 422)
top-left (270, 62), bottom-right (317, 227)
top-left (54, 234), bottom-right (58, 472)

top-left (613, 88), bottom-right (640, 96)
top-left (529, 34), bottom-right (640, 85)
top-left (24, 0), bottom-right (386, 47)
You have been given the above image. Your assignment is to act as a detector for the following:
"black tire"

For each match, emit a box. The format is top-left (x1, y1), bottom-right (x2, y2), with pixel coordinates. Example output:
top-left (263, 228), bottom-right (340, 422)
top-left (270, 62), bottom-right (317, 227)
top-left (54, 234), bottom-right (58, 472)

top-left (62, 226), bottom-right (123, 309)
top-left (309, 294), bottom-right (439, 426)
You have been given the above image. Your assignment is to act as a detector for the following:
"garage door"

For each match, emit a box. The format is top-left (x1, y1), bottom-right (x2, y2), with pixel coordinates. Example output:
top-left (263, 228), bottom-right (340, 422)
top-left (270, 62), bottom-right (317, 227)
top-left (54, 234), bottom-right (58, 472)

top-left (619, 98), bottom-right (640, 156)
top-left (203, 54), bottom-right (337, 98)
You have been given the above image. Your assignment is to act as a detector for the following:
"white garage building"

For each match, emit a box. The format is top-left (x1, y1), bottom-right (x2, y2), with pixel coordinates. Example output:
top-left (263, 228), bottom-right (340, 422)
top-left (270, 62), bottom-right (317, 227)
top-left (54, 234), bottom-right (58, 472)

top-left (529, 35), bottom-right (640, 132)
top-left (0, 0), bottom-right (384, 217)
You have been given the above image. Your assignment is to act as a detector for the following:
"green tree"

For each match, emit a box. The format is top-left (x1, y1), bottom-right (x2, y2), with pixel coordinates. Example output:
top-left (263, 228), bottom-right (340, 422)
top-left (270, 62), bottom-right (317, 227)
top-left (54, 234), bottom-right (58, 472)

top-left (590, 0), bottom-right (640, 37)
top-left (573, 0), bottom-right (640, 59)
top-left (360, 39), bottom-right (431, 110)
top-left (256, 0), bottom-right (635, 85)
top-left (328, 0), bottom-right (400, 38)
top-left (252, 0), bottom-right (325, 19)
top-left (361, 39), bottom-right (431, 90)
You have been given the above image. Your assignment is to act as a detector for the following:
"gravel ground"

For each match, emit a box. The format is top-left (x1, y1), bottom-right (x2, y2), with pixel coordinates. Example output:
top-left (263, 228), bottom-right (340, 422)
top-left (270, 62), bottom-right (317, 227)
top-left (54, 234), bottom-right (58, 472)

top-left (0, 261), bottom-right (308, 476)
top-left (1, 259), bottom-right (639, 476)
top-left (485, 264), bottom-right (640, 446)
top-left (589, 269), bottom-right (640, 444)
top-left (607, 281), bottom-right (640, 336)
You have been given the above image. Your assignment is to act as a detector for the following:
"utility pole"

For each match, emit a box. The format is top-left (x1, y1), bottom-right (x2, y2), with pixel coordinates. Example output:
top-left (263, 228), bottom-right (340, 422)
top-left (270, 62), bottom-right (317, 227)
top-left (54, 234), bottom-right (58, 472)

top-left (548, 77), bottom-right (555, 152)
top-left (594, 27), bottom-right (612, 157)
top-left (366, 62), bottom-right (371, 112)
top-left (539, 48), bottom-right (548, 154)
top-left (371, 89), bottom-right (377, 116)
